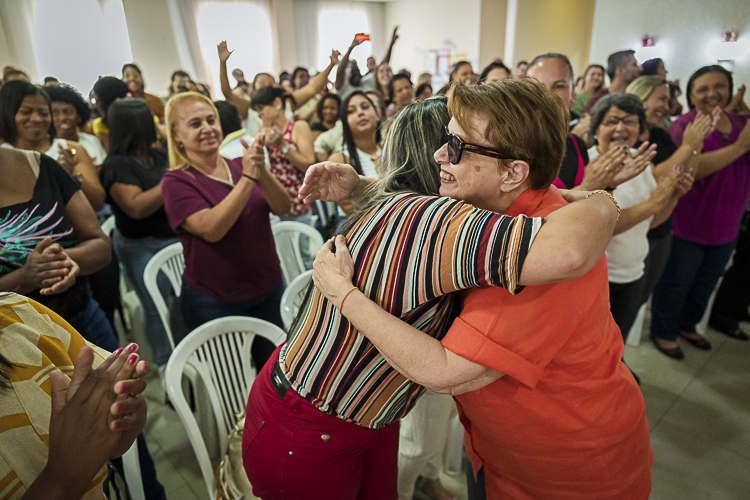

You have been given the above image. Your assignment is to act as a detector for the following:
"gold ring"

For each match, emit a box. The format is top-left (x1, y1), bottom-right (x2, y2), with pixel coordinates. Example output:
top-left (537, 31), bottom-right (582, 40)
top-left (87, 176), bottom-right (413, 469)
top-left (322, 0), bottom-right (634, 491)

top-left (70, 148), bottom-right (77, 155)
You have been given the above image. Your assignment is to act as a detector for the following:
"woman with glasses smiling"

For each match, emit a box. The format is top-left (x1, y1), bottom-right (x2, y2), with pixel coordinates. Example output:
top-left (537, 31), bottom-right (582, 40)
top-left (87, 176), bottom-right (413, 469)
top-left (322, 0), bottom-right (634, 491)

top-left (242, 87), bottom-right (623, 499)
top-left (308, 82), bottom-right (654, 499)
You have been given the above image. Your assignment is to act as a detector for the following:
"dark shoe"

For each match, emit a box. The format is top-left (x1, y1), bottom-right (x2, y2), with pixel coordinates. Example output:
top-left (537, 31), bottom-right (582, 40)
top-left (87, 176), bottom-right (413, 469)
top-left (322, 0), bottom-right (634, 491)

top-left (709, 318), bottom-right (750, 340)
top-left (679, 332), bottom-right (712, 350)
top-left (718, 327), bottom-right (750, 341)
top-left (651, 336), bottom-right (684, 360)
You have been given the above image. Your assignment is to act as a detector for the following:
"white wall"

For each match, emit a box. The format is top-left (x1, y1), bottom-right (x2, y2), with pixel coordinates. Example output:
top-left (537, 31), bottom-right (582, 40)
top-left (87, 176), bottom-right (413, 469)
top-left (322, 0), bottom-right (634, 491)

top-left (590, 0), bottom-right (750, 104)
top-left (384, 0), bottom-right (482, 81)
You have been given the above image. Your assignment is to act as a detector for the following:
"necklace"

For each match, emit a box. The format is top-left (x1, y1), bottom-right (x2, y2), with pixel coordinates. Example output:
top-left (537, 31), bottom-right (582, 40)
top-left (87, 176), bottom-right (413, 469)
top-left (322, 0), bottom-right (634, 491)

top-left (192, 158), bottom-right (234, 186)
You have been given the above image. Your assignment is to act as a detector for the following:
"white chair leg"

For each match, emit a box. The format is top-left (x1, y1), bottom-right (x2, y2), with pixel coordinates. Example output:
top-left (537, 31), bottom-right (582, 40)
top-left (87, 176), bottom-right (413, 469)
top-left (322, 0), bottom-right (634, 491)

top-left (626, 303), bottom-right (648, 346)
top-left (122, 440), bottom-right (146, 500)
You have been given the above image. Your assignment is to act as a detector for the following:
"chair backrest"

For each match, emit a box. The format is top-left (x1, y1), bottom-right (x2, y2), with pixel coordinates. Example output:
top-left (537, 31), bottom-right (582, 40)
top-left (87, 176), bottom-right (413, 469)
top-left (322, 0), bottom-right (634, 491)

top-left (272, 221), bottom-right (324, 284)
top-left (280, 269), bottom-right (312, 329)
top-left (164, 316), bottom-right (286, 500)
top-left (101, 214), bottom-right (116, 237)
top-left (143, 242), bottom-right (185, 350)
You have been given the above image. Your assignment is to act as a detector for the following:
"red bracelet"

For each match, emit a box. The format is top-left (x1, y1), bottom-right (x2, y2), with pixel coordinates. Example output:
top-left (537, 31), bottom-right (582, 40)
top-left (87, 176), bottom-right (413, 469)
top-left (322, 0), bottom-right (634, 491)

top-left (339, 286), bottom-right (358, 314)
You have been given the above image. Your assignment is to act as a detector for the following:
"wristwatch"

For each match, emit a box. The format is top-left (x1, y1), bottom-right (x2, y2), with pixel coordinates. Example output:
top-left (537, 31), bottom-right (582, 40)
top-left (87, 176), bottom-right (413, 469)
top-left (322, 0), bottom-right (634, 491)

top-left (281, 145), bottom-right (290, 155)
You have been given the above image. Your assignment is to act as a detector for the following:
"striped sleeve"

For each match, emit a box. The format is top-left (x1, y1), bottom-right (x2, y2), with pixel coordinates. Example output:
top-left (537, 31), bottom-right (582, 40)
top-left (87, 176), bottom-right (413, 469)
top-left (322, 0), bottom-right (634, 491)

top-left (347, 194), bottom-right (542, 314)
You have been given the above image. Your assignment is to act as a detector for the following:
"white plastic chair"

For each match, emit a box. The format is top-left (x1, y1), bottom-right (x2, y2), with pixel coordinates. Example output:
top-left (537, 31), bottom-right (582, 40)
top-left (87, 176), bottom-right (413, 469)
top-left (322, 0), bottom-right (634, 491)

top-left (164, 316), bottom-right (286, 500)
top-left (272, 221), bottom-right (324, 284)
top-left (142, 242), bottom-right (185, 350)
top-left (280, 270), bottom-right (312, 329)
top-left (121, 439), bottom-right (146, 500)
top-left (101, 216), bottom-right (144, 347)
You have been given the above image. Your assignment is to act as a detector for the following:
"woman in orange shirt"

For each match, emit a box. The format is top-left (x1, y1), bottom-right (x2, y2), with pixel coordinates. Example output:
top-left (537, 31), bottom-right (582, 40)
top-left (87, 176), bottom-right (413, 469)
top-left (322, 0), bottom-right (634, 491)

top-left (309, 80), bottom-right (653, 499)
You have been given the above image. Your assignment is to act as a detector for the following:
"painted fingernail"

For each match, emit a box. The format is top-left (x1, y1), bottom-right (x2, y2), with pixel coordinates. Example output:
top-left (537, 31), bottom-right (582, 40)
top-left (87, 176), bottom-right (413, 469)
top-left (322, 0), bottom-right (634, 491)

top-left (127, 354), bottom-right (138, 365)
top-left (113, 348), bottom-right (124, 358)
top-left (125, 343), bottom-right (137, 353)
top-left (116, 403), bottom-right (123, 414)
top-left (113, 421), bottom-right (121, 430)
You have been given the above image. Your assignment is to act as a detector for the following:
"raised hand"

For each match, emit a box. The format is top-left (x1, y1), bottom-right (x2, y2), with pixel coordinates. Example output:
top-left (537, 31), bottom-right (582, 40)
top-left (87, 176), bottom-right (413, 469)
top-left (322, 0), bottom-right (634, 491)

top-left (330, 49), bottom-right (341, 66)
top-left (298, 162), bottom-right (360, 205)
top-left (390, 25), bottom-right (400, 44)
top-left (613, 142), bottom-right (657, 186)
top-left (350, 34), bottom-right (365, 49)
top-left (217, 41), bottom-right (233, 63)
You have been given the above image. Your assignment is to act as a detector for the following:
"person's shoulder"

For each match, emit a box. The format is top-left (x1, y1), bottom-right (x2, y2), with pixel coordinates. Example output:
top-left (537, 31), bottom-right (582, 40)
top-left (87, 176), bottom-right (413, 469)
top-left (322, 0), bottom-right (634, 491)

top-left (649, 126), bottom-right (675, 144)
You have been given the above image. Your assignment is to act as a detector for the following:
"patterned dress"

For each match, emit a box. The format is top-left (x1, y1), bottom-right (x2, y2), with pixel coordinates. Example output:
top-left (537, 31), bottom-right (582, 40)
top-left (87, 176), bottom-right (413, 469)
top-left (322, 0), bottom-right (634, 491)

top-left (265, 121), bottom-right (309, 217)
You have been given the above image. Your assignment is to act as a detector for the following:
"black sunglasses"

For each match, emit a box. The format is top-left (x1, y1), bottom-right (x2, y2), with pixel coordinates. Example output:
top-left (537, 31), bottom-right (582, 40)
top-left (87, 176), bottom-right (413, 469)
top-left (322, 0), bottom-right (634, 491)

top-left (444, 126), bottom-right (519, 164)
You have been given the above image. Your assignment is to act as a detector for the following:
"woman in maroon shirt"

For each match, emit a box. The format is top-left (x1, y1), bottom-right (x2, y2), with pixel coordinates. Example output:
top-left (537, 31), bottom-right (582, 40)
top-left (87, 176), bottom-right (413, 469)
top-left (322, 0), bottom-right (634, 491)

top-left (161, 92), bottom-right (291, 367)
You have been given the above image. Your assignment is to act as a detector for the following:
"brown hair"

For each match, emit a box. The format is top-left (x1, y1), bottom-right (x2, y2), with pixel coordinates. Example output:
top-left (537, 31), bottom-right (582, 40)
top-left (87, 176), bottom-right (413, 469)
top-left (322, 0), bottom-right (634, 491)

top-left (448, 78), bottom-right (569, 190)
top-left (165, 92), bottom-right (220, 170)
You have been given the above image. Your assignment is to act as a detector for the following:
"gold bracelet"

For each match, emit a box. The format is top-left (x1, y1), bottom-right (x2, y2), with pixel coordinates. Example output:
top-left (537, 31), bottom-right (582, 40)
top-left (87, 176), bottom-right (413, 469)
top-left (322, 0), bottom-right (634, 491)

top-left (339, 286), bottom-right (359, 314)
top-left (587, 189), bottom-right (620, 220)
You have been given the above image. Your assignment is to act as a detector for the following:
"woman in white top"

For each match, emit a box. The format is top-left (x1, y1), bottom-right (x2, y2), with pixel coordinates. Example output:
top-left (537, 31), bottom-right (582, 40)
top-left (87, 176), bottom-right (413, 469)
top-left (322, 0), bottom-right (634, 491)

top-left (588, 93), bottom-right (692, 348)
top-left (0, 81), bottom-right (105, 211)
top-left (329, 91), bottom-right (381, 179)
top-left (47, 84), bottom-right (107, 165)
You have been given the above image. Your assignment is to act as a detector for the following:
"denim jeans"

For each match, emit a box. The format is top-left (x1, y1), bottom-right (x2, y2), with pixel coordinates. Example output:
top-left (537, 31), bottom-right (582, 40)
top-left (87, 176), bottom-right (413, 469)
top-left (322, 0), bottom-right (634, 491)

top-left (113, 231), bottom-right (180, 366)
top-left (180, 281), bottom-right (284, 370)
top-left (68, 297), bottom-right (119, 352)
top-left (651, 236), bottom-right (737, 341)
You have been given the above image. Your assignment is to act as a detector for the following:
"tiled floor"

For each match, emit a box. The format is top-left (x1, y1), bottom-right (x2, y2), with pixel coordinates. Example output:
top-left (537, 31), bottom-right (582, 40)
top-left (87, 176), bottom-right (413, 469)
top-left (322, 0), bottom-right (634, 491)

top-left (137, 322), bottom-right (750, 500)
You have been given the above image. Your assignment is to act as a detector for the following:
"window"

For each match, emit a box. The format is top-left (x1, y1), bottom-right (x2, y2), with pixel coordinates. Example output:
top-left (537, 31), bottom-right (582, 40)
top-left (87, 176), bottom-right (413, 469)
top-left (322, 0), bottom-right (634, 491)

top-left (196, 1), bottom-right (274, 93)
top-left (32, 0), bottom-right (133, 95)
top-left (317, 3), bottom-right (371, 72)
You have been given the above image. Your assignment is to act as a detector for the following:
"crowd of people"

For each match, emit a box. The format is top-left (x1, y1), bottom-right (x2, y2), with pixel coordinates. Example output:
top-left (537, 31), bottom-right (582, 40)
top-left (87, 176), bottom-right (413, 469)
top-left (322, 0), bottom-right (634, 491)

top-left (1, 22), bottom-right (749, 500)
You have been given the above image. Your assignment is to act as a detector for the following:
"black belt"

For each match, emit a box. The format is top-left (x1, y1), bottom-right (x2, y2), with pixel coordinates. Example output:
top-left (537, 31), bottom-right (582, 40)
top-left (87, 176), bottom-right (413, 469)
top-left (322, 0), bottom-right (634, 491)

top-left (270, 360), bottom-right (292, 399)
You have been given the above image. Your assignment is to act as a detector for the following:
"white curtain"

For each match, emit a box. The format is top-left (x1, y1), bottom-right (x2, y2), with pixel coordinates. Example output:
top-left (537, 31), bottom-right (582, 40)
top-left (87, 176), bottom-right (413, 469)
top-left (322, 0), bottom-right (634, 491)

top-left (167, 0), bottom-right (273, 96)
top-left (0, 0), bottom-right (40, 81)
top-left (1, 0), bottom-right (133, 94)
top-left (293, 0), bottom-right (384, 73)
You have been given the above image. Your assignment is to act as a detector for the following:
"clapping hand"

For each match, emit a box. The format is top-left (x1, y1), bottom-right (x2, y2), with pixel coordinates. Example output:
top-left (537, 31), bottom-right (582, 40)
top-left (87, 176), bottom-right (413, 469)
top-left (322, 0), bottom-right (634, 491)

top-left (612, 142), bottom-right (657, 186)
top-left (578, 146), bottom-right (628, 191)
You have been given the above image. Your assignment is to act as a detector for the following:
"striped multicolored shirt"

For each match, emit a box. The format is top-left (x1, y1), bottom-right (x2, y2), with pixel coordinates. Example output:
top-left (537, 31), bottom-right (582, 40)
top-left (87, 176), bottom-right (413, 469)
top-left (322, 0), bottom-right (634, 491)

top-left (279, 193), bottom-right (542, 428)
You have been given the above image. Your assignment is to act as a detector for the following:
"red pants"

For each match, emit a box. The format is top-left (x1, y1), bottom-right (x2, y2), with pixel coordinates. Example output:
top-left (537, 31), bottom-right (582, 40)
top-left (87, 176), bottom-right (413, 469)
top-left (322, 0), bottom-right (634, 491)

top-left (243, 348), bottom-right (399, 500)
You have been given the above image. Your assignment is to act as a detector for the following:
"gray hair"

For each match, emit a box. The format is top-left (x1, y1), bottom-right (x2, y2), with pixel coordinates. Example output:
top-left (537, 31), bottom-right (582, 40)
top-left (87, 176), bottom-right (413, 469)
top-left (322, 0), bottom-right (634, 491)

top-left (589, 93), bottom-right (648, 137)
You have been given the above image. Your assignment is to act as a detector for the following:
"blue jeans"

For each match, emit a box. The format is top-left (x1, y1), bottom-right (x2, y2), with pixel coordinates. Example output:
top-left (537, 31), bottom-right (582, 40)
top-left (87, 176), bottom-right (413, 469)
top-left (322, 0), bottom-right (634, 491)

top-left (651, 236), bottom-right (737, 341)
top-left (68, 297), bottom-right (119, 352)
top-left (113, 231), bottom-right (180, 366)
top-left (180, 281), bottom-right (284, 370)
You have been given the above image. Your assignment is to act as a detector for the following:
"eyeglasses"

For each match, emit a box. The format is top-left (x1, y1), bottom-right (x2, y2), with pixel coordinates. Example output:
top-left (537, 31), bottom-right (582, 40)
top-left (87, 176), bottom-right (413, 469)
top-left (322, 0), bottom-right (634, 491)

top-left (601, 116), bottom-right (640, 128)
top-left (444, 126), bottom-right (519, 164)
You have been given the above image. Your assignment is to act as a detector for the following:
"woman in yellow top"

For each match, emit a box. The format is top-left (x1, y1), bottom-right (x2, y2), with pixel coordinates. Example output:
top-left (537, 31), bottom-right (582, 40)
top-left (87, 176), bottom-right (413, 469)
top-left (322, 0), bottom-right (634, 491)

top-left (0, 292), bottom-right (149, 499)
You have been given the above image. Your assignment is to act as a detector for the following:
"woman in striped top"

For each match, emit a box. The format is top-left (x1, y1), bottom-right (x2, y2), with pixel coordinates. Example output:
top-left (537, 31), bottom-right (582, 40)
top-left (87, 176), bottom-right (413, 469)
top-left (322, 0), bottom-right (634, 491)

top-left (242, 96), bottom-right (619, 500)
